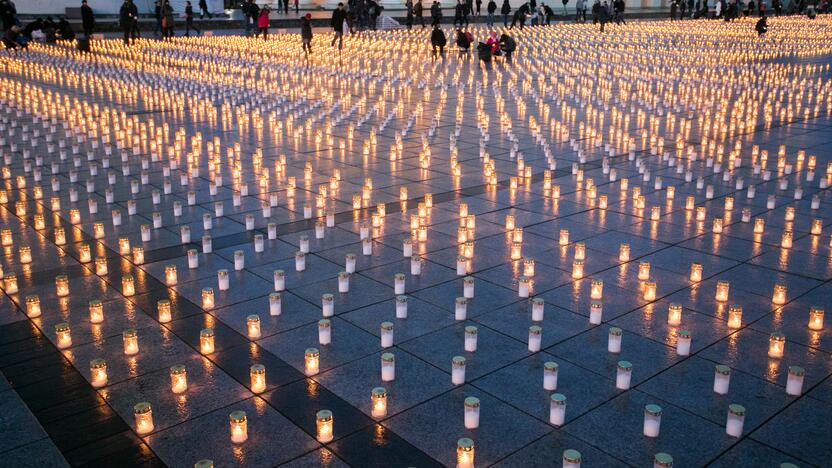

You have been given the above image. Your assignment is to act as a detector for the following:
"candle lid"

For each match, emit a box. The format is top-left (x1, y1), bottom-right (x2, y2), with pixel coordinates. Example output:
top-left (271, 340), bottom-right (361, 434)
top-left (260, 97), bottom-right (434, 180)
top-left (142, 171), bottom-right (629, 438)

top-left (457, 255), bottom-right (467, 262)
top-left (394, 273), bottom-right (406, 280)
top-left (229, 410), bottom-right (246, 423)
top-left (770, 332), bottom-right (786, 341)
top-left (305, 347), bottom-right (319, 357)
top-left (457, 438), bottom-right (474, 450)
top-left (645, 404), bottom-right (662, 416)
top-left (608, 327), bottom-right (623, 336)
top-left (322, 293), bottom-right (334, 301)
top-left (463, 276), bottom-right (474, 284)
top-left (201, 287), bottom-right (213, 295)
top-left (715, 364), bottom-right (731, 375)
top-left (89, 299), bottom-right (102, 307)
top-left (270, 292), bottom-right (281, 300)
top-left (396, 295), bottom-right (408, 303)
top-left (780, 464), bottom-right (799, 468)
top-left (295, 251), bottom-right (305, 258)
top-left (381, 352), bottom-right (395, 362)
top-left (200, 328), bottom-right (214, 337)
top-left (250, 364), bottom-right (265, 374)
top-left (654, 452), bottom-right (673, 467)
top-left (551, 393), bottom-right (566, 404)
top-left (122, 273), bottom-right (134, 280)
top-left (338, 271), bottom-right (350, 278)
top-left (464, 326), bottom-right (478, 335)
top-left (677, 330), bottom-right (691, 339)
top-left (529, 325), bottom-right (542, 335)
top-left (728, 404), bottom-right (745, 416)
top-left (563, 449), bottom-right (581, 463)
top-left (372, 387), bottom-right (387, 398)
top-left (617, 360), bottom-right (632, 371)
top-left (55, 322), bottom-right (70, 332)
top-left (531, 297), bottom-right (544, 306)
top-left (544, 361), bottom-right (559, 372)
top-left (170, 364), bottom-right (186, 375)
top-left (26, 295), bottom-right (39, 303)
top-left (90, 358), bottom-right (106, 369)
top-left (464, 396), bottom-right (480, 408)
top-left (247, 314), bottom-right (260, 322)
top-left (346, 253), bottom-right (356, 260)
top-left (133, 402), bottom-right (152, 414)
top-left (316, 409), bottom-right (333, 421)
top-left (318, 319), bottom-right (331, 328)
top-left (274, 269), bottom-right (285, 277)
top-left (456, 297), bottom-right (468, 305)
top-left (788, 365), bottom-right (805, 376)
top-left (452, 355), bottom-right (466, 366)
top-left (381, 322), bottom-right (394, 331)
top-left (194, 459), bottom-right (214, 468)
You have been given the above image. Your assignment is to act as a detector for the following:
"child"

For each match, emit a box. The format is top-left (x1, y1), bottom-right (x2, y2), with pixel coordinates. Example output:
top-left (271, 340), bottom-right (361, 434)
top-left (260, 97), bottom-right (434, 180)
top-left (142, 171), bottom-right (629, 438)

top-left (301, 13), bottom-right (313, 55)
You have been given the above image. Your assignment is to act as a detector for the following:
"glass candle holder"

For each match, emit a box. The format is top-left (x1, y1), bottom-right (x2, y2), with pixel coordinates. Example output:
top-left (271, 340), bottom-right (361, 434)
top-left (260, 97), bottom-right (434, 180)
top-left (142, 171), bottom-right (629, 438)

top-left (464, 326), bottom-right (478, 352)
top-left (753, 218), bottom-right (765, 234)
top-left (563, 449), bottom-right (582, 468)
top-left (653, 452), bottom-right (673, 468)
top-left (229, 411), bottom-right (248, 444)
top-left (528, 325), bottom-right (543, 352)
top-left (715, 280), bottom-right (730, 302)
top-left (305, 348), bottom-right (320, 376)
top-left (25, 295), bottom-right (41, 318)
top-left (133, 402), bottom-right (154, 435)
top-left (322, 294), bottom-right (334, 317)
top-left (202, 288), bottom-right (214, 309)
top-left (250, 364), bottom-right (266, 393)
top-left (90, 358), bottom-right (107, 388)
top-left (638, 262), bottom-right (651, 280)
top-left (157, 299), bottom-right (172, 323)
top-left (395, 296), bottom-right (408, 319)
top-left (619, 243), bottom-right (630, 262)
top-left (380, 352), bottom-right (397, 382)
top-left (574, 242), bottom-right (586, 261)
top-left (726, 404), bottom-right (745, 437)
top-left (675, 330), bottom-right (691, 356)
top-left (768, 332), bottom-right (786, 358)
top-left (772, 284), bottom-right (787, 305)
top-left (18, 246), bottom-right (31, 264)
top-left (590, 279), bottom-right (604, 299)
top-left (170, 364), bottom-right (187, 394)
top-left (317, 319), bottom-right (332, 345)
top-left (690, 263), bottom-right (703, 282)
top-left (316, 410), bottom-right (334, 443)
top-left (200, 328), bottom-right (215, 354)
top-left (463, 276), bottom-right (475, 298)
top-left (727, 305), bottom-right (743, 329)
top-left (811, 219), bottom-right (823, 236)
top-left (713, 364), bottom-right (731, 394)
top-left (187, 249), bottom-right (199, 269)
top-left (786, 366), bottom-right (805, 396)
top-left (464, 396), bottom-right (481, 429)
top-left (55, 275), bottom-right (70, 297)
top-left (132, 247), bottom-right (144, 265)
top-left (216, 269), bottom-right (229, 292)
top-left (511, 242), bottom-right (522, 260)
top-left (523, 258), bottom-right (535, 277)
top-left (165, 265), bottom-right (178, 286)
top-left (123, 329), bottom-right (139, 355)
top-left (338, 272), bottom-right (350, 293)
top-left (79, 244), bottom-right (91, 263)
top-left (456, 438), bottom-right (475, 468)
top-left (643, 404), bottom-right (662, 437)
top-left (411, 256), bottom-right (423, 276)
top-left (371, 387), bottom-right (388, 418)
top-left (55, 322), bottom-right (72, 349)
top-left (808, 306), bottom-right (825, 331)
top-left (616, 360), bottom-right (633, 390)
top-left (394, 273), bottom-right (406, 295)
top-left (122, 274), bottom-right (135, 297)
top-left (531, 297), bottom-right (545, 322)
top-left (643, 281), bottom-right (657, 301)
top-left (665, 303), bottom-right (682, 326)
top-left (247, 315), bottom-right (261, 339)
top-left (295, 251), bottom-right (306, 271)
top-left (455, 297), bottom-right (468, 321)
top-left (543, 361), bottom-right (559, 391)
top-left (452, 356), bottom-right (466, 385)
top-left (380, 322), bottom-right (394, 348)
top-left (549, 393), bottom-right (566, 426)
top-left (559, 229), bottom-right (569, 246)
top-left (608, 327), bottom-right (623, 353)
top-left (712, 217), bottom-right (724, 234)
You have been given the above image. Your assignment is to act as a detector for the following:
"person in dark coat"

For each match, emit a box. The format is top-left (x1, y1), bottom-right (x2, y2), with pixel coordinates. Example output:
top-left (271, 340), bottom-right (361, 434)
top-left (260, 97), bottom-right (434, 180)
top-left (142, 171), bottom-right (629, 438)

top-left (199, 0), bottom-right (211, 18)
top-left (456, 28), bottom-right (471, 53)
top-left (119, 0), bottom-right (138, 45)
top-left (243, 0), bottom-right (258, 36)
top-left (162, 1), bottom-right (175, 39)
top-left (406, 0), bottom-right (414, 29)
top-left (57, 17), bottom-right (75, 40)
top-left (301, 13), bottom-right (313, 55)
top-left (613, 0), bottom-right (625, 22)
top-left (2, 25), bottom-right (24, 48)
top-left (454, 0), bottom-right (467, 26)
top-left (543, 3), bottom-right (554, 22)
top-left (500, 0), bottom-right (511, 26)
top-left (499, 32), bottom-right (515, 61)
top-left (598, 0), bottom-right (609, 30)
top-left (185, 1), bottom-right (200, 36)
top-left (0, 0), bottom-right (17, 32)
top-left (486, 0), bottom-right (497, 25)
top-left (430, 0), bottom-right (442, 26)
top-left (430, 24), bottom-right (446, 57)
top-left (755, 15), bottom-right (767, 35)
top-left (414, 0), bottom-right (425, 27)
top-left (81, 0), bottom-right (95, 38)
top-left (331, 3), bottom-right (346, 49)
top-left (509, 1), bottom-right (529, 28)
top-left (153, 0), bottom-right (162, 36)
top-left (476, 0), bottom-right (483, 14)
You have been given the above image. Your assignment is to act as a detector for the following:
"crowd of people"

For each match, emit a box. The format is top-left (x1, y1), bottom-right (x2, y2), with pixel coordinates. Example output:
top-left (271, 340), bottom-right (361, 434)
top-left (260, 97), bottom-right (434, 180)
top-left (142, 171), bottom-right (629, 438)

top-left (1, 0), bottom-right (78, 50)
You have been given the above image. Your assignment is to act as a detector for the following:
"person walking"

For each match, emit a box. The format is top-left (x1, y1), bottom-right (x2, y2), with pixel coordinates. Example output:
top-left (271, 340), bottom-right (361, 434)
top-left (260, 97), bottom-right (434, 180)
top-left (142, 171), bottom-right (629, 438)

top-left (331, 2), bottom-right (346, 49)
top-left (244, 0), bottom-right (259, 36)
top-left (430, 0), bottom-right (442, 26)
top-left (257, 5), bottom-right (270, 40)
top-left (162, 1), bottom-right (175, 39)
top-left (301, 13), bottom-right (313, 55)
top-left (562, 0), bottom-right (569, 14)
top-left (476, 0), bottom-right (482, 14)
top-left (486, 0), bottom-right (497, 25)
top-left (576, 0), bottom-right (586, 21)
top-left (81, 0), bottom-right (95, 38)
top-left (614, 0), bottom-right (625, 23)
top-left (598, 0), bottom-right (609, 29)
top-left (500, 0), bottom-right (511, 25)
top-left (153, 0), bottom-right (162, 36)
top-left (199, 0), bottom-right (211, 18)
top-left (670, 0), bottom-right (677, 19)
top-left (454, 0), bottom-right (466, 26)
top-left (406, 0), bottom-right (414, 29)
top-left (415, 0), bottom-right (425, 27)
top-left (119, 0), bottom-right (138, 45)
top-left (185, 1), bottom-right (200, 36)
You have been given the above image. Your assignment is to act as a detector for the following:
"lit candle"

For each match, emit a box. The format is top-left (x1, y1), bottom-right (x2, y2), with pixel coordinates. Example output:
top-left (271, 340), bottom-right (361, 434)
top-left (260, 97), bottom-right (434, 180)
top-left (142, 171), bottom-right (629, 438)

top-left (157, 299), bottom-right (172, 323)
top-left (200, 328), bottom-right (215, 354)
top-left (18, 246), bottom-right (31, 264)
top-left (55, 275), bottom-right (70, 297)
top-left (643, 404), bottom-right (662, 437)
top-left (371, 387), bottom-right (388, 418)
top-left (675, 330), bottom-right (691, 356)
top-left (772, 284), bottom-right (787, 305)
top-left (725, 404), bottom-right (745, 438)
top-left (55, 322), bottom-right (72, 349)
top-left (780, 231), bottom-right (793, 249)
top-left (133, 402), bottom-right (154, 435)
top-left (3, 274), bottom-right (18, 294)
top-left (690, 263), bottom-right (703, 282)
top-left (808, 306), bottom-right (825, 331)
top-left (786, 366), bottom-right (805, 396)
top-left (452, 356), bottom-right (466, 385)
top-left (608, 327), bottom-right (622, 353)
top-left (79, 244), bottom-right (91, 263)
top-left (305, 348), bottom-right (320, 376)
top-left (712, 217), bottom-right (723, 234)
top-left (768, 333), bottom-right (785, 358)
top-left (165, 265), bottom-right (178, 286)
top-left (549, 393), bottom-right (566, 426)
top-left (464, 396), bottom-right (481, 429)
top-left (528, 325), bottom-right (543, 352)
top-left (543, 361), bottom-right (559, 391)
top-left (122, 274), bottom-right (135, 297)
top-left (316, 410), bottom-right (334, 443)
top-left (456, 438), bottom-right (475, 468)
top-left (616, 360), bottom-right (632, 390)
top-left (643, 281), bottom-right (657, 301)
top-left (715, 280), bottom-right (730, 302)
top-left (25, 295), bottom-right (41, 318)
top-left (619, 243), bottom-right (630, 262)
top-left (132, 247), bottom-right (144, 265)
top-left (229, 411), bottom-right (248, 444)
top-left (202, 288), bottom-right (214, 309)
top-left (714, 364), bottom-right (731, 394)
top-left (638, 261), bottom-right (651, 280)
top-left (563, 449), bottom-right (582, 468)
top-left (247, 315), bottom-right (262, 339)
top-left (381, 322), bottom-right (394, 348)
top-left (90, 358), bottom-right (107, 388)
top-left (250, 364), bottom-right (266, 393)
top-left (559, 229), bottom-right (569, 246)
top-left (727, 305), bottom-right (743, 329)
top-left (170, 364), bottom-right (187, 394)
top-left (123, 328), bottom-right (139, 355)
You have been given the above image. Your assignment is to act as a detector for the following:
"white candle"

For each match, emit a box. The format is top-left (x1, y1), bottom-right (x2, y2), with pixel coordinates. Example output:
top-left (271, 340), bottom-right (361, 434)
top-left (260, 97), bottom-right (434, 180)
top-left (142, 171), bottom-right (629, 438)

top-left (394, 273), bottom-right (406, 295)
top-left (381, 353), bottom-right (396, 382)
top-left (518, 276), bottom-right (531, 298)
top-left (345, 254), bottom-right (356, 273)
top-left (528, 326), bottom-right (542, 352)
top-left (322, 294), bottom-right (334, 317)
top-left (452, 356), bottom-right (466, 385)
top-left (338, 272), bottom-right (350, 293)
top-left (402, 238), bottom-right (413, 257)
top-left (531, 298), bottom-right (545, 321)
top-left (410, 256), bottom-right (422, 275)
top-left (589, 301), bottom-right (603, 325)
top-left (464, 396), bottom-right (480, 429)
top-left (463, 277), bottom-right (475, 298)
top-left (229, 411), bottom-right (248, 444)
top-left (643, 404), bottom-right (662, 437)
top-left (380, 322), bottom-right (394, 348)
top-left (318, 319), bottom-right (332, 345)
top-left (543, 361), bottom-right (559, 391)
top-left (608, 327), bottom-right (622, 353)
top-left (616, 361), bottom-right (632, 390)
top-left (725, 404), bottom-right (745, 437)
top-left (676, 330), bottom-right (691, 356)
top-left (396, 296), bottom-right (408, 318)
top-left (714, 365), bottom-right (731, 394)
top-left (549, 393), bottom-right (566, 426)
top-left (187, 249), bottom-right (199, 269)
top-left (464, 326), bottom-right (478, 352)
top-left (273, 270), bottom-right (285, 291)
top-left (563, 449), bottom-right (582, 468)
top-left (269, 292), bottom-right (282, 316)
top-left (363, 238), bottom-right (373, 255)
top-left (295, 252), bottom-right (306, 271)
top-left (217, 269), bottom-right (229, 291)
top-left (786, 366), bottom-right (805, 396)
